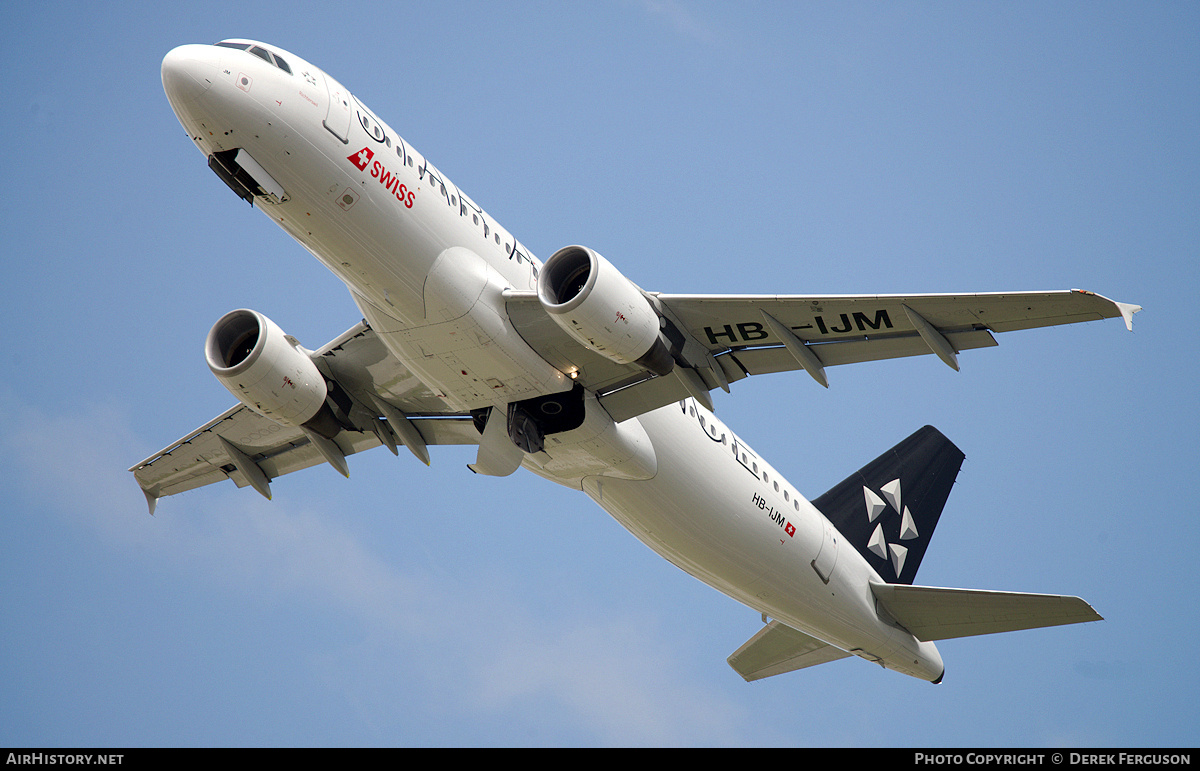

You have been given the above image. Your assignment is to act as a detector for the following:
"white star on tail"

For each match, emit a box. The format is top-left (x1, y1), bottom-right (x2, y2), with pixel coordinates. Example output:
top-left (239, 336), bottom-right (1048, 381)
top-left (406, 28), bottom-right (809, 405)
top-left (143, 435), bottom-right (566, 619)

top-left (863, 479), bottom-right (918, 577)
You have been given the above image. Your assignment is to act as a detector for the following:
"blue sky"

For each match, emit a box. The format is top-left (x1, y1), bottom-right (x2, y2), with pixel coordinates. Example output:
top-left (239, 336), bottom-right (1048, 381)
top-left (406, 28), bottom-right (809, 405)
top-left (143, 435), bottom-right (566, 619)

top-left (2, 0), bottom-right (1196, 747)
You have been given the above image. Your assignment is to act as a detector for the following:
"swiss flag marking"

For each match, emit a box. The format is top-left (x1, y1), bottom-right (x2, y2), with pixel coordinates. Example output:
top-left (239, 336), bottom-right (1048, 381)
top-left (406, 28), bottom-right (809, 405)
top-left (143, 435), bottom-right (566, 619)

top-left (785, 522), bottom-right (796, 538)
top-left (348, 147), bottom-right (374, 171)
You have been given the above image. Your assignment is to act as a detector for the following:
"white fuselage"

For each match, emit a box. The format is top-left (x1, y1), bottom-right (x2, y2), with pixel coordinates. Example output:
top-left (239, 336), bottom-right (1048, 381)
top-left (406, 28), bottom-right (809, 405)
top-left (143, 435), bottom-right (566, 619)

top-left (162, 41), bottom-right (944, 681)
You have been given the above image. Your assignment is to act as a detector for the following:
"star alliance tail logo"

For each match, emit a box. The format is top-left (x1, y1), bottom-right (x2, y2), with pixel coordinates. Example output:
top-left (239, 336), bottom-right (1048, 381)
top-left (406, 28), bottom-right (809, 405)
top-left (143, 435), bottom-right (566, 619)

top-left (863, 478), bottom-right (918, 578)
top-left (348, 146), bottom-right (374, 172)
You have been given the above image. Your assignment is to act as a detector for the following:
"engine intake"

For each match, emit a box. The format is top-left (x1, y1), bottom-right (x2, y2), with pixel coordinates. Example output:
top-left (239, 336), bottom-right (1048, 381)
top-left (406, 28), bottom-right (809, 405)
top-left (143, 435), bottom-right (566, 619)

top-left (537, 246), bottom-right (673, 376)
top-left (206, 309), bottom-right (332, 431)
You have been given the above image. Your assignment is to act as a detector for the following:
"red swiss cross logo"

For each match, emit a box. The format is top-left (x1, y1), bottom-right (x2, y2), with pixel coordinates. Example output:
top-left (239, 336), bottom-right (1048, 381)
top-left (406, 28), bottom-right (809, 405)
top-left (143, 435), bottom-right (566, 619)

top-left (348, 147), bottom-right (374, 171)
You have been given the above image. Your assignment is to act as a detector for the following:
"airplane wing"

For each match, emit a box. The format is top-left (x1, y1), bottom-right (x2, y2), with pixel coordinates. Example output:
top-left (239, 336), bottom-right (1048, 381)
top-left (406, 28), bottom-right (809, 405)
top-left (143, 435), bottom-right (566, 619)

top-left (506, 289), bottom-right (1140, 422)
top-left (129, 321), bottom-right (477, 513)
top-left (137, 289), bottom-right (1138, 510)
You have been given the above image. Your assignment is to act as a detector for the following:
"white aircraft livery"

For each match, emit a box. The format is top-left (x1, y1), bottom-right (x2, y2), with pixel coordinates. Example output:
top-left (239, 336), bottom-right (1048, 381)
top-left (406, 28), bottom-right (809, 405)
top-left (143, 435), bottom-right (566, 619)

top-left (134, 40), bottom-right (1142, 683)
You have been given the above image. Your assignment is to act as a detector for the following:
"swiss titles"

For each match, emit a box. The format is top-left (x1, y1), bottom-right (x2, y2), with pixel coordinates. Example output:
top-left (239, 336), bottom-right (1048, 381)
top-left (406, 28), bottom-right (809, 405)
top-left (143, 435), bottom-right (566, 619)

top-left (370, 160), bottom-right (415, 208)
top-left (345, 147), bottom-right (414, 209)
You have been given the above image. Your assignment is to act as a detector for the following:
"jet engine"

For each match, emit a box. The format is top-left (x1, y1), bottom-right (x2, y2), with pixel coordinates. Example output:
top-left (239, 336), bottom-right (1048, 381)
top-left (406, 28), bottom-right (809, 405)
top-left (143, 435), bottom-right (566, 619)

top-left (537, 245), bottom-right (673, 375)
top-left (205, 309), bottom-right (334, 431)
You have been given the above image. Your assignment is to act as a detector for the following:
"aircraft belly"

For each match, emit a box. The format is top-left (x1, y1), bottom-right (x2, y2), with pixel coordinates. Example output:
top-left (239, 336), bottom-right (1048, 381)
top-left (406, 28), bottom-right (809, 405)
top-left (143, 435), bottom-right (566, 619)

top-left (570, 402), bottom-right (930, 669)
top-left (575, 407), bottom-right (831, 632)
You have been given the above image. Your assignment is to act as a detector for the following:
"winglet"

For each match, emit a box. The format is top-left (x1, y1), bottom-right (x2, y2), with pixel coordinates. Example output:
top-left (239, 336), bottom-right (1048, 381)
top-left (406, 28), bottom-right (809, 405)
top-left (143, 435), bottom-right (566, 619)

top-left (1071, 289), bottom-right (1142, 332)
top-left (1115, 301), bottom-right (1142, 332)
top-left (143, 488), bottom-right (158, 516)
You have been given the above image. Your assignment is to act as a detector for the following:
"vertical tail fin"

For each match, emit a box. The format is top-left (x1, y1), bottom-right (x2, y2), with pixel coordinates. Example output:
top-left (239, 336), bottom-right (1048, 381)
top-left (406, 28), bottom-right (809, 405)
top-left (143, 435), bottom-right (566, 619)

top-left (812, 426), bottom-right (964, 584)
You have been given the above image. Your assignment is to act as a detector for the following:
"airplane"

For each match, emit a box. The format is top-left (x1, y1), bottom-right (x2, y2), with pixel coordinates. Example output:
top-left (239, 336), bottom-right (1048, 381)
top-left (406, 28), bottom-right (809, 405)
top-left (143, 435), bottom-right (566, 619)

top-left (134, 39), bottom-right (1141, 684)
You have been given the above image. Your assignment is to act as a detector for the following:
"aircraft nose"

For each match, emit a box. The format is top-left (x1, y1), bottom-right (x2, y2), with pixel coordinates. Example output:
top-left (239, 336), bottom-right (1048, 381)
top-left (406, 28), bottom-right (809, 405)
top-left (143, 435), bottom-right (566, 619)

top-left (161, 45), bottom-right (216, 106)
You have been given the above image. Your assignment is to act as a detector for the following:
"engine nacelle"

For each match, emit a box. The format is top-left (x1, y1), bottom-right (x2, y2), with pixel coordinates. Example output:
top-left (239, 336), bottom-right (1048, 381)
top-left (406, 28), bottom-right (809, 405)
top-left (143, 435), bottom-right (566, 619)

top-left (537, 245), bottom-right (673, 375)
top-left (206, 309), bottom-right (329, 428)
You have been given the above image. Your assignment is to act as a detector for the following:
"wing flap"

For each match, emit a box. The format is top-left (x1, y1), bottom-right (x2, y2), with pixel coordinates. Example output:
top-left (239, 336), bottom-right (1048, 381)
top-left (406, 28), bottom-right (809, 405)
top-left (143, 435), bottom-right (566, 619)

top-left (593, 329), bottom-right (997, 423)
top-left (727, 620), bottom-right (851, 682)
top-left (598, 370), bottom-right (703, 424)
top-left (732, 328), bottom-right (998, 374)
top-left (870, 582), bottom-right (1103, 641)
top-left (131, 406), bottom-right (478, 499)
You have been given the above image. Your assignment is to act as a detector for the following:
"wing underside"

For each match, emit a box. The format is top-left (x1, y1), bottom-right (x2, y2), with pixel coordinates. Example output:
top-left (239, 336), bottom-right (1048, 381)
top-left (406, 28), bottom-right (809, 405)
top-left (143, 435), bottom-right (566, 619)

top-left (506, 288), bottom-right (1139, 423)
top-left (135, 289), bottom-right (1138, 507)
top-left (130, 321), bottom-right (475, 510)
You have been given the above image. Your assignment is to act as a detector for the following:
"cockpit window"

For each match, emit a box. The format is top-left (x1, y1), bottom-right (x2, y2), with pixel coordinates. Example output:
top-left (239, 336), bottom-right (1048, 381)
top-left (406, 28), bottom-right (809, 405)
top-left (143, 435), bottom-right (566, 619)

top-left (214, 41), bottom-right (292, 75)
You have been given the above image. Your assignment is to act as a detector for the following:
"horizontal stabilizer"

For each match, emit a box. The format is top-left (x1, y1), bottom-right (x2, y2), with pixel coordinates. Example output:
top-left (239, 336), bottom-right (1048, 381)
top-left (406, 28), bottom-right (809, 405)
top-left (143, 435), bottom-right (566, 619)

top-left (727, 620), bottom-right (851, 681)
top-left (870, 582), bottom-right (1103, 641)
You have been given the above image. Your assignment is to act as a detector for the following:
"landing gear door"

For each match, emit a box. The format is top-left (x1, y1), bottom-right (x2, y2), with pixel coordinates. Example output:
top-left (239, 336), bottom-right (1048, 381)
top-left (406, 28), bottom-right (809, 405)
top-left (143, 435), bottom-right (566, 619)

top-left (321, 72), bottom-right (352, 144)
